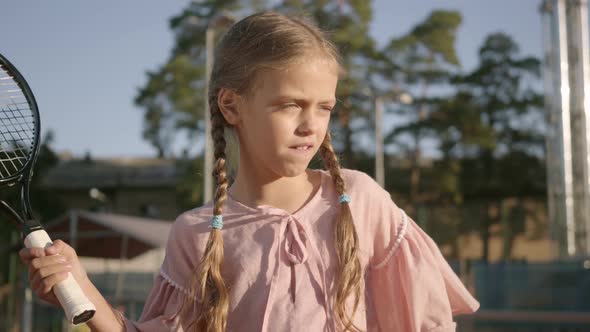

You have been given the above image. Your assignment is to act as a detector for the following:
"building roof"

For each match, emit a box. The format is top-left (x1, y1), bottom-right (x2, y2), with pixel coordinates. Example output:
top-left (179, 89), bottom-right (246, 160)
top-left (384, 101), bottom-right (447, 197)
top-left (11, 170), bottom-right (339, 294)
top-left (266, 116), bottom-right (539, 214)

top-left (41, 156), bottom-right (178, 189)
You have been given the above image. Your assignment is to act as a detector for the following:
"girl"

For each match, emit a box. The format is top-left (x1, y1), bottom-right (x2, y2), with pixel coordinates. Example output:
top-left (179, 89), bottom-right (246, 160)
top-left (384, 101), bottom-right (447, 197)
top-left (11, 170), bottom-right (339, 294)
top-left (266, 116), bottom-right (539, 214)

top-left (20, 11), bottom-right (479, 332)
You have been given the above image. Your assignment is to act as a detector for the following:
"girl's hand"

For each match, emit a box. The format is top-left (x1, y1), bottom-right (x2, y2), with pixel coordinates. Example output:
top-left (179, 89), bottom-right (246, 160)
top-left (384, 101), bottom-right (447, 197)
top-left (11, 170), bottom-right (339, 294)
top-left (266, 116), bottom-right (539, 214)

top-left (20, 240), bottom-right (124, 332)
top-left (19, 239), bottom-right (89, 307)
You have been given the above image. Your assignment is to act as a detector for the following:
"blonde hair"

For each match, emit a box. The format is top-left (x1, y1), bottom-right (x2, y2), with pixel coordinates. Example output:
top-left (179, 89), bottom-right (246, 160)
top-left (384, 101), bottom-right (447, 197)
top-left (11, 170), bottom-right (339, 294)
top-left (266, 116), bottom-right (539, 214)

top-left (182, 11), bottom-right (363, 332)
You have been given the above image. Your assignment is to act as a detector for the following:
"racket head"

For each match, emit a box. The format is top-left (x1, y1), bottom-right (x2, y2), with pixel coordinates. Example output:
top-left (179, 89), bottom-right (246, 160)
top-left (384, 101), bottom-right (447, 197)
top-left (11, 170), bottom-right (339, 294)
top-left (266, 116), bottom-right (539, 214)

top-left (0, 53), bottom-right (42, 225)
top-left (0, 53), bottom-right (41, 185)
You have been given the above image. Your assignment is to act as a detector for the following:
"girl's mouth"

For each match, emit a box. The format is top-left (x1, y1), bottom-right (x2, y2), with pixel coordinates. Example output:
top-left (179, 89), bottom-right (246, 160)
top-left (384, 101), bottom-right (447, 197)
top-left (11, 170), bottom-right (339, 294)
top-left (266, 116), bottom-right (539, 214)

top-left (289, 143), bottom-right (313, 150)
top-left (289, 144), bottom-right (314, 154)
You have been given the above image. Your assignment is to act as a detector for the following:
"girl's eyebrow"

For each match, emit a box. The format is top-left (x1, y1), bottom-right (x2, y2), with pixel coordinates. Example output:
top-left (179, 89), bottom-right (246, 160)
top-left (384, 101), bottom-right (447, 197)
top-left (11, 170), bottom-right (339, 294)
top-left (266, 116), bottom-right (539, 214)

top-left (270, 95), bottom-right (336, 105)
top-left (319, 98), bottom-right (337, 105)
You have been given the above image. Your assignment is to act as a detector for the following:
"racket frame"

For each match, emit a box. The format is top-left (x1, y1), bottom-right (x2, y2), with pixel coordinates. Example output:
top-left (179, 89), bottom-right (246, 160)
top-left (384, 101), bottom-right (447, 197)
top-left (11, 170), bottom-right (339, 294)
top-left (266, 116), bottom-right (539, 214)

top-left (0, 53), bottom-right (43, 234)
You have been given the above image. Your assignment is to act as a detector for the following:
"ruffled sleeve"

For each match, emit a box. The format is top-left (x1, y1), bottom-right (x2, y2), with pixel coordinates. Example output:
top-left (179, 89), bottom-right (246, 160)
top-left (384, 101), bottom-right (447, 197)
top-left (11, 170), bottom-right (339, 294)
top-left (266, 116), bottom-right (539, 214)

top-left (367, 206), bottom-right (480, 332)
top-left (121, 271), bottom-right (188, 331)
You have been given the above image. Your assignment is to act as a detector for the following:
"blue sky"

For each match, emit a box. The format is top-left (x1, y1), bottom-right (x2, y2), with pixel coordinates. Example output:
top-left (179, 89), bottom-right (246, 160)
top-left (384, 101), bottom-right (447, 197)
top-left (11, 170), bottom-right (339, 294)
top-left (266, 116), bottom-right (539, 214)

top-left (0, 1), bottom-right (542, 158)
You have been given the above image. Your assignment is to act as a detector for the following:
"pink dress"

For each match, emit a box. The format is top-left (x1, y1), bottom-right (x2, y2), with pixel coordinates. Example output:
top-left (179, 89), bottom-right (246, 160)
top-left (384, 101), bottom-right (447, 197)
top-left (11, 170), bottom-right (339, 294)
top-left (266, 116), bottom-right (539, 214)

top-left (122, 169), bottom-right (479, 331)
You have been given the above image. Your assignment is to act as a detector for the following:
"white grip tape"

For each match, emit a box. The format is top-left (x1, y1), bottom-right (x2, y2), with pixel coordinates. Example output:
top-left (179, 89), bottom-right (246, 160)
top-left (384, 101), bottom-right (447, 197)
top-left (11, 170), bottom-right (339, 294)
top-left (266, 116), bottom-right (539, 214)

top-left (24, 230), bottom-right (96, 325)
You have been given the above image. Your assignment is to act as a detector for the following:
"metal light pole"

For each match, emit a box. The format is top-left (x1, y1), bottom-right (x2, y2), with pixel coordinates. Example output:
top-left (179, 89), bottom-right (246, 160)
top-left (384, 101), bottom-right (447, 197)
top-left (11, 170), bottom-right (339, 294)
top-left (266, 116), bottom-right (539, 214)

top-left (540, 0), bottom-right (590, 258)
top-left (564, 0), bottom-right (590, 257)
top-left (375, 96), bottom-right (385, 187)
top-left (203, 27), bottom-right (215, 203)
top-left (374, 90), bottom-right (413, 188)
top-left (22, 281), bottom-right (32, 332)
top-left (203, 13), bottom-right (236, 203)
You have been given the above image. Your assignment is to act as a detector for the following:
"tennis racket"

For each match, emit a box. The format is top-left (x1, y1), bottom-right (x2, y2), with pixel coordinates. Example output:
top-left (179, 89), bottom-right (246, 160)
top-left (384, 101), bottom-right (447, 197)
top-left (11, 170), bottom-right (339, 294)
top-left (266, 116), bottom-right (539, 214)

top-left (0, 53), bottom-right (96, 325)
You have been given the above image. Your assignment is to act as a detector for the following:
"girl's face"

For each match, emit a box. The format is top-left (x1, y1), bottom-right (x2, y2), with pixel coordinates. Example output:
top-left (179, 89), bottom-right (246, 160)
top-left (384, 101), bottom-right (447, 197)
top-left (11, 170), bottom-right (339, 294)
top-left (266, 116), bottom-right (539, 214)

top-left (235, 58), bottom-right (338, 179)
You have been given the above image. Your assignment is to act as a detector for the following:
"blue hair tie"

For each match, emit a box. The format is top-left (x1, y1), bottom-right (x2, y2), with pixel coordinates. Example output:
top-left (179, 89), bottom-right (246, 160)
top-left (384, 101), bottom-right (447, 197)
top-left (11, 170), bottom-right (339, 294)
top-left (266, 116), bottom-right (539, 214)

top-left (339, 194), bottom-right (351, 204)
top-left (211, 215), bottom-right (224, 230)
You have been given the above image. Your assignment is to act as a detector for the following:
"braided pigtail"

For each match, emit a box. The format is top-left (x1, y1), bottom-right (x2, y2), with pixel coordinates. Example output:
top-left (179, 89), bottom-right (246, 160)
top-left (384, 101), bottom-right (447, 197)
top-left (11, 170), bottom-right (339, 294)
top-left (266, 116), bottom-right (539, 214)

top-left (182, 93), bottom-right (230, 332)
top-left (319, 131), bottom-right (363, 332)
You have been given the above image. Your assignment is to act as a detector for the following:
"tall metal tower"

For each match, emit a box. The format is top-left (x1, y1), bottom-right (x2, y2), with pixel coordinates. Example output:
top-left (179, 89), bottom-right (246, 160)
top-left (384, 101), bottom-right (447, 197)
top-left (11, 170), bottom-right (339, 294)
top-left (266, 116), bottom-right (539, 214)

top-left (541, 0), bottom-right (590, 258)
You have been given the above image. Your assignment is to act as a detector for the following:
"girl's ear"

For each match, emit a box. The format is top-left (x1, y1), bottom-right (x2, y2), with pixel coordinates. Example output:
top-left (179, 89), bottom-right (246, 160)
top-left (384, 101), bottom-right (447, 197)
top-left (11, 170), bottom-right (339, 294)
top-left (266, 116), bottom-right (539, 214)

top-left (217, 88), bottom-right (241, 126)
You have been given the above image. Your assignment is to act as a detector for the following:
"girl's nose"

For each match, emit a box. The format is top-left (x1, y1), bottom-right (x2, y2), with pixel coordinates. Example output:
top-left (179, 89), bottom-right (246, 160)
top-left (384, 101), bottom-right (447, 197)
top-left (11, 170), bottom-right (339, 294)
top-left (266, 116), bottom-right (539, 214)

top-left (296, 108), bottom-right (317, 136)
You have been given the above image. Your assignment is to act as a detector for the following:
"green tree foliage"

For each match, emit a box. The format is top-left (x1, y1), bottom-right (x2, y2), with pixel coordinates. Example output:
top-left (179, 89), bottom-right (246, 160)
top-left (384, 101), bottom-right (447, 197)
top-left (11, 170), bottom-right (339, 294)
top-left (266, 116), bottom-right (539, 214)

top-left (134, 0), bottom-right (244, 158)
top-left (450, 33), bottom-right (545, 262)
top-left (383, 10), bottom-right (462, 206)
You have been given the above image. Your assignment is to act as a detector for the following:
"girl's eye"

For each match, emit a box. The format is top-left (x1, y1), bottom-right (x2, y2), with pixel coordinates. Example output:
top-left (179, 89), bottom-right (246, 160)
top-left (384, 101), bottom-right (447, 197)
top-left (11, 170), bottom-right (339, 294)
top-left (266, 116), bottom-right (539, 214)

top-left (280, 103), bottom-right (299, 110)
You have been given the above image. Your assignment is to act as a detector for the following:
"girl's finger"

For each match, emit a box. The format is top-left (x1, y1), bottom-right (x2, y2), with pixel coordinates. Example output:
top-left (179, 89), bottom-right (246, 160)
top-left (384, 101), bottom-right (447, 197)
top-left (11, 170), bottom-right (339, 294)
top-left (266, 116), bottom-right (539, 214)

top-left (36, 261), bottom-right (72, 281)
top-left (30, 255), bottom-right (68, 270)
top-left (28, 255), bottom-right (68, 285)
top-left (19, 247), bottom-right (46, 263)
top-left (45, 240), bottom-right (67, 256)
top-left (37, 271), bottom-right (70, 295)
top-left (30, 264), bottom-right (71, 295)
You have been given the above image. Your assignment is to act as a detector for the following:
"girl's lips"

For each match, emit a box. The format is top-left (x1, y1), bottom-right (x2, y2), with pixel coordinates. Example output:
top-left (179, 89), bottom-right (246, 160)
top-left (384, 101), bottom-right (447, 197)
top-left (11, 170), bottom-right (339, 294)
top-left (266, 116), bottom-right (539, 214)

top-left (289, 144), bottom-right (314, 155)
top-left (289, 142), bottom-right (314, 149)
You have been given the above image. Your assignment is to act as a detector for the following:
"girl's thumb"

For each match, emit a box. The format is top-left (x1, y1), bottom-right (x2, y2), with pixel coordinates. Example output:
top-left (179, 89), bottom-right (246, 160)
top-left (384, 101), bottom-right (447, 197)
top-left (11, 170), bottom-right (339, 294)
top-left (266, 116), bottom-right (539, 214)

top-left (45, 239), bottom-right (66, 255)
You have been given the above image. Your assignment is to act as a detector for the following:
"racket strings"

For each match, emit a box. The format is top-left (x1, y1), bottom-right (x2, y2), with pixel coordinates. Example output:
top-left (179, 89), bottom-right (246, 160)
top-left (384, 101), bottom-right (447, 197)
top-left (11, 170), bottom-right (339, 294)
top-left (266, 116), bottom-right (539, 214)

top-left (0, 65), bottom-right (36, 178)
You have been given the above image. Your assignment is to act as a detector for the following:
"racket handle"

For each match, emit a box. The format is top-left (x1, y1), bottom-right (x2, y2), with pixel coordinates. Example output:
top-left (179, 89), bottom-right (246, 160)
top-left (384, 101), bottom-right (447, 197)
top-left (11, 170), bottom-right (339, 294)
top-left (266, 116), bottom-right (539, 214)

top-left (24, 230), bottom-right (96, 325)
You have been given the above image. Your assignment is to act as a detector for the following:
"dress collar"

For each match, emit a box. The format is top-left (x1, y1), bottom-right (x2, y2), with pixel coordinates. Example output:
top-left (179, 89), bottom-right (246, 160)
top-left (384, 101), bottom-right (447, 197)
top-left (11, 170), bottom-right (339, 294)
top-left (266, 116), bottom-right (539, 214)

top-left (225, 169), bottom-right (326, 219)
